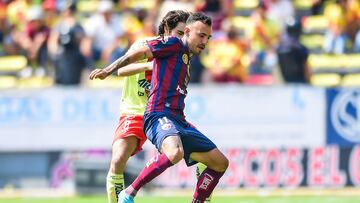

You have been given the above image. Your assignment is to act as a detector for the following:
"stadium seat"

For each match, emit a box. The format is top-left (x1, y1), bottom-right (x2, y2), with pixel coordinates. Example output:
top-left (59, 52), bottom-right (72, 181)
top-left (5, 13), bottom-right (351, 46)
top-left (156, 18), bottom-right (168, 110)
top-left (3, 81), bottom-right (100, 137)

top-left (87, 75), bottom-right (124, 88)
top-left (294, 0), bottom-right (313, 9)
top-left (302, 15), bottom-right (328, 34)
top-left (0, 55), bottom-right (27, 73)
top-left (342, 73), bottom-right (360, 87)
top-left (310, 73), bottom-right (341, 87)
top-left (233, 0), bottom-right (258, 16)
top-left (300, 34), bottom-right (324, 53)
top-left (344, 54), bottom-right (360, 70)
top-left (308, 54), bottom-right (345, 73)
top-left (76, 0), bottom-right (98, 13)
top-left (0, 75), bottom-right (17, 89)
top-left (127, 0), bottom-right (155, 10)
top-left (294, 0), bottom-right (313, 17)
top-left (18, 76), bottom-right (54, 88)
top-left (309, 54), bottom-right (360, 75)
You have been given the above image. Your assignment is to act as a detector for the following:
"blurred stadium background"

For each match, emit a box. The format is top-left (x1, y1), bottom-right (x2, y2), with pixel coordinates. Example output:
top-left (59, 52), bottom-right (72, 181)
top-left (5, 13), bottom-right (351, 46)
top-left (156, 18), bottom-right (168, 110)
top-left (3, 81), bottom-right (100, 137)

top-left (1, 0), bottom-right (360, 202)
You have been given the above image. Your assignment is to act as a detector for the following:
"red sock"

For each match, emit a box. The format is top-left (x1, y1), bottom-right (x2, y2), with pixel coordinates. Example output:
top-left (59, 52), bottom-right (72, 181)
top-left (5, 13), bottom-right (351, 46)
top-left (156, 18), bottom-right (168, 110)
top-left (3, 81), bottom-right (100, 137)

top-left (192, 167), bottom-right (225, 203)
top-left (127, 153), bottom-right (173, 196)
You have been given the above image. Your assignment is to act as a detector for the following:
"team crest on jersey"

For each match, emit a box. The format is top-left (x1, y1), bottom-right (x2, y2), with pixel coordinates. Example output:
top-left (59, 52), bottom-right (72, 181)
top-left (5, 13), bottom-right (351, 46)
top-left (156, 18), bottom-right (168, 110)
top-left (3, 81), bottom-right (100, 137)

top-left (182, 54), bottom-right (189, 65)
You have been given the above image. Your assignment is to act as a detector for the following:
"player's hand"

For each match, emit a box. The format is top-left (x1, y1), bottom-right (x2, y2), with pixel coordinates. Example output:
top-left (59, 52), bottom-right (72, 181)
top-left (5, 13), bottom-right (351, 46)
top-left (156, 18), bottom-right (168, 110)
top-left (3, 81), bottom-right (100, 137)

top-left (89, 69), bottom-right (110, 80)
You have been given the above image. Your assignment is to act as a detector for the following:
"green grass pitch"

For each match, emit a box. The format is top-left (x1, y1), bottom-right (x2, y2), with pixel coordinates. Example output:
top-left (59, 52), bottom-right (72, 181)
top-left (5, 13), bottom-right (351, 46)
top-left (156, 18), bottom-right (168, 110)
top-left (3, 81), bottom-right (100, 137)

top-left (0, 195), bottom-right (359, 203)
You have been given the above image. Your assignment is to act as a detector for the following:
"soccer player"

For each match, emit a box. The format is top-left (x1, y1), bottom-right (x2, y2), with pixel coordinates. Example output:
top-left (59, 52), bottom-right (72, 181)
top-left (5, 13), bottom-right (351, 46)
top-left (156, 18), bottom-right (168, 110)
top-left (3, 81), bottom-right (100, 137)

top-left (99, 10), bottom-right (190, 203)
top-left (90, 12), bottom-right (228, 203)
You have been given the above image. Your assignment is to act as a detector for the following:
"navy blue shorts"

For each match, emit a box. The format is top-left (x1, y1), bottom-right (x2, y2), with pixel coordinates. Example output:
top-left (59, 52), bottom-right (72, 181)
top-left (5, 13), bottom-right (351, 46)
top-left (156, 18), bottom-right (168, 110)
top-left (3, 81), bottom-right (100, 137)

top-left (143, 112), bottom-right (217, 166)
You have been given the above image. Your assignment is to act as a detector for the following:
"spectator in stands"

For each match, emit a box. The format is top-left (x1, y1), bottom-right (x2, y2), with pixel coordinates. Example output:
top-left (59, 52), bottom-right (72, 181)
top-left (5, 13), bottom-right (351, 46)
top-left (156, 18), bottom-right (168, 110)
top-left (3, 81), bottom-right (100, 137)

top-left (17, 5), bottom-right (50, 76)
top-left (201, 21), bottom-right (247, 83)
top-left (42, 0), bottom-right (59, 28)
top-left (6, 0), bottom-right (32, 32)
top-left (310, 0), bottom-right (325, 15)
top-left (196, 0), bottom-right (233, 35)
top-left (355, 31), bottom-right (360, 52)
top-left (265, 0), bottom-right (295, 33)
top-left (248, 2), bottom-right (280, 79)
top-left (323, 0), bottom-right (348, 54)
top-left (81, 0), bottom-right (127, 65)
top-left (344, 0), bottom-right (360, 43)
top-left (47, 1), bottom-right (86, 85)
top-left (0, 3), bottom-right (18, 56)
top-left (277, 17), bottom-right (309, 83)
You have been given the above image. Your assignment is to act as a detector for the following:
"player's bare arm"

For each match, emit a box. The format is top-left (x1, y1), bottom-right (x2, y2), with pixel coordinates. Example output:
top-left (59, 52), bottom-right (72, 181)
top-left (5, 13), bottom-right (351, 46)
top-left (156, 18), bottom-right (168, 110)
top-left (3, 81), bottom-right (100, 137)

top-left (117, 61), bottom-right (153, 77)
top-left (89, 46), bottom-right (153, 80)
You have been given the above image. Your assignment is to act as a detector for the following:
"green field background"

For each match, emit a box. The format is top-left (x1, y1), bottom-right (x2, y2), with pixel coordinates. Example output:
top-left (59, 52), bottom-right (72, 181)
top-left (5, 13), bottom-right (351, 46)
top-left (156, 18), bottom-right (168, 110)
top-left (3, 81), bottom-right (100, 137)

top-left (0, 196), bottom-right (359, 203)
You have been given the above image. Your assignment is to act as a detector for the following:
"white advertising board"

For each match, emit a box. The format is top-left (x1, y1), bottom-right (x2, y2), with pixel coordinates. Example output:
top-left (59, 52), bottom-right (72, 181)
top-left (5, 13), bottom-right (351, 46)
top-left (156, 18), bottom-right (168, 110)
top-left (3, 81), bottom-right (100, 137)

top-left (0, 85), bottom-right (326, 151)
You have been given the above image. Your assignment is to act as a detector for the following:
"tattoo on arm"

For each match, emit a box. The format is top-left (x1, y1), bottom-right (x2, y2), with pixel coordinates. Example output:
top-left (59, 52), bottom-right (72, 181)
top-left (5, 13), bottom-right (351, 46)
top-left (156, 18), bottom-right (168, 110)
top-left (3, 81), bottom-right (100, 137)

top-left (103, 47), bottom-right (150, 75)
top-left (103, 54), bottom-right (131, 75)
top-left (115, 57), bottom-right (130, 70)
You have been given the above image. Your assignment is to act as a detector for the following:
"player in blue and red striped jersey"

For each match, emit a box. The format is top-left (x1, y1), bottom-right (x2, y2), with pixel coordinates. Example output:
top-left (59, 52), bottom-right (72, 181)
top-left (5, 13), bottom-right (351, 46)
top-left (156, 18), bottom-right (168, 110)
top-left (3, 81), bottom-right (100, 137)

top-left (89, 12), bottom-right (228, 203)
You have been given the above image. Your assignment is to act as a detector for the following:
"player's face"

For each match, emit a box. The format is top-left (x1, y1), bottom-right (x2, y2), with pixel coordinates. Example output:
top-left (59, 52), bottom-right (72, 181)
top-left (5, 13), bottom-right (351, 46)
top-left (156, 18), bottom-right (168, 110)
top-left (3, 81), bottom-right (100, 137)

top-left (186, 21), bottom-right (212, 55)
top-left (167, 22), bottom-right (185, 38)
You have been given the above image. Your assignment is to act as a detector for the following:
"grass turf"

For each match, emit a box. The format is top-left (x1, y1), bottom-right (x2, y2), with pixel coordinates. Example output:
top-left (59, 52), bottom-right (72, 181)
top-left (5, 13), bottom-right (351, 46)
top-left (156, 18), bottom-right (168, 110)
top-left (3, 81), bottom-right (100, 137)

top-left (0, 196), bottom-right (359, 203)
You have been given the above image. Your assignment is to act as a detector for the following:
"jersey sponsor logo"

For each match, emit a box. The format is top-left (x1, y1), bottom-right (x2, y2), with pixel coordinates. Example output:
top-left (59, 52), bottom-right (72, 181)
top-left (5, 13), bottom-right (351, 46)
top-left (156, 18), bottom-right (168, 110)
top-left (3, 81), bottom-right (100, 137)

top-left (176, 85), bottom-right (187, 95)
top-left (114, 183), bottom-right (124, 202)
top-left (330, 90), bottom-right (360, 142)
top-left (138, 79), bottom-right (152, 96)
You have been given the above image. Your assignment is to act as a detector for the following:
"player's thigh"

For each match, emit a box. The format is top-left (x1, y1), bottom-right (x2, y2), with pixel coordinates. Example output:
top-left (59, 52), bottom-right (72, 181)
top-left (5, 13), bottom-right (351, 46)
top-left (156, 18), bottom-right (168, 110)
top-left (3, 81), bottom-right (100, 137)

top-left (161, 135), bottom-right (184, 164)
top-left (190, 148), bottom-right (229, 172)
top-left (113, 115), bottom-right (146, 156)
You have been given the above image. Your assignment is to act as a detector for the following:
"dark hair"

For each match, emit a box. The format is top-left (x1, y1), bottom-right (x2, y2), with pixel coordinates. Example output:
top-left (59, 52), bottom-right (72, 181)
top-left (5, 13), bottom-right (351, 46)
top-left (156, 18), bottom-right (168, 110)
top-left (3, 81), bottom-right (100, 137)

top-left (186, 12), bottom-right (212, 26)
top-left (286, 17), bottom-right (302, 39)
top-left (158, 10), bottom-right (190, 36)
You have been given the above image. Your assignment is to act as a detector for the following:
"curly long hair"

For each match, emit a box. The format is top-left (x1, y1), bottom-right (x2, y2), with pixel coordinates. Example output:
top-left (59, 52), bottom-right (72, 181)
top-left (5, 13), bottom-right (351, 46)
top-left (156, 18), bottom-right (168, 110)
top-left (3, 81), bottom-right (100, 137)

top-left (158, 10), bottom-right (190, 36)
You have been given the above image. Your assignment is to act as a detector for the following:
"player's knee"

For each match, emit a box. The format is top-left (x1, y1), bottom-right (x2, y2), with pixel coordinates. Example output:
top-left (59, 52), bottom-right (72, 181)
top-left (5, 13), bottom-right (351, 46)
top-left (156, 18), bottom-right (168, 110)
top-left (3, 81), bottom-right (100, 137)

top-left (218, 156), bottom-right (229, 172)
top-left (110, 153), bottom-right (129, 172)
top-left (212, 155), bottom-right (229, 172)
top-left (164, 147), bottom-right (184, 164)
top-left (111, 153), bottom-right (128, 166)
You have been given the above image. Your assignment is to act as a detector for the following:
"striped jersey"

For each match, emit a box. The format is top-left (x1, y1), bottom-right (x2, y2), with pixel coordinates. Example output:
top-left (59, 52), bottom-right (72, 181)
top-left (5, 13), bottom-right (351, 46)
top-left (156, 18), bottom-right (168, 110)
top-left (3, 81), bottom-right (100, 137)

top-left (146, 36), bottom-right (191, 119)
top-left (120, 37), bottom-right (153, 115)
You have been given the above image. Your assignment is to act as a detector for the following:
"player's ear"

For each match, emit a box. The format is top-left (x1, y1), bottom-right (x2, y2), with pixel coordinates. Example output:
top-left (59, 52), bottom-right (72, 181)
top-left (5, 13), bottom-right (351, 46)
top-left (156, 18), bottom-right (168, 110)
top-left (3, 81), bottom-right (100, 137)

top-left (164, 25), bottom-right (170, 35)
top-left (184, 26), bottom-right (190, 37)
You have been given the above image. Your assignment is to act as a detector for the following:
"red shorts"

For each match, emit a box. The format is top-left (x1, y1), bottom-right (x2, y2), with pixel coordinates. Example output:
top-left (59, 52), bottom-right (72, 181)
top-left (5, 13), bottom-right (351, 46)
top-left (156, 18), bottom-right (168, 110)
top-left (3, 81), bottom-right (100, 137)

top-left (113, 114), bottom-right (147, 155)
